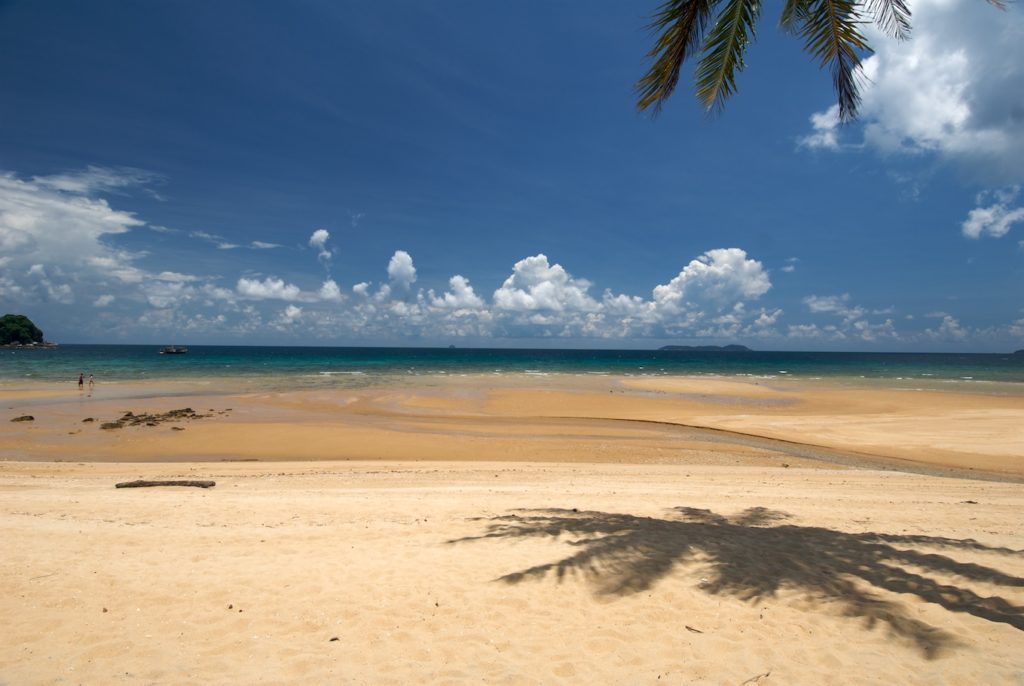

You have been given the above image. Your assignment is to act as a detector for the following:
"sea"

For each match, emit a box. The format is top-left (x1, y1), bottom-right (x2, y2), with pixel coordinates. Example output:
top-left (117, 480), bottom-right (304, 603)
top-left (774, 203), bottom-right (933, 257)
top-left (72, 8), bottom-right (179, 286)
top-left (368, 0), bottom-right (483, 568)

top-left (2, 345), bottom-right (1023, 391)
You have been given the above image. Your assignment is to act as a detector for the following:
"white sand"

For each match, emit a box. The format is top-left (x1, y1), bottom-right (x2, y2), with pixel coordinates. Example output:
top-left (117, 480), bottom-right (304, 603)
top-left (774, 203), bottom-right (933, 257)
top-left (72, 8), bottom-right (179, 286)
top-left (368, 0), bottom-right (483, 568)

top-left (1, 461), bottom-right (1022, 685)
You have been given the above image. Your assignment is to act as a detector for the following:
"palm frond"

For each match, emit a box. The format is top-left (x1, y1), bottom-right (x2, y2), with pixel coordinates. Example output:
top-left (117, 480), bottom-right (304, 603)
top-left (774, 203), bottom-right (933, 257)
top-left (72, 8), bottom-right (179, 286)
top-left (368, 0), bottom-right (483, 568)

top-left (636, 0), bottom-right (718, 114)
top-left (796, 0), bottom-right (869, 121)
top-left (695, 0), bottom-right (762, 114)
top-left (864, 0), bottom-right (911, 40)
top-left (780, 0), bottom-right (811, 34)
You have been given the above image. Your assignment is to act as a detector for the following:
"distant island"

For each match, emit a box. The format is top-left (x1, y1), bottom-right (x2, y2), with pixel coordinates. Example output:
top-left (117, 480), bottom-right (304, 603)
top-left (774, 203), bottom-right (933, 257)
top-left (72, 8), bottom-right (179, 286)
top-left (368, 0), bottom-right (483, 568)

top-left (658, 344), bottom-right (752, 352)
top-left (0, 314), bottom-right (56, 348)
top-left (1015, 349), bottom-right (1024, 355)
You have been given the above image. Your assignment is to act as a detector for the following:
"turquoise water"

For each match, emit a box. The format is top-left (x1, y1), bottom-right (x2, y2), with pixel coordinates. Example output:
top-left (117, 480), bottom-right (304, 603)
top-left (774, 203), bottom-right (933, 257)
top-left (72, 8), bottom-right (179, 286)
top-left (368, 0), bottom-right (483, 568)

top-left (2, 345), bottom-right (1023, 387)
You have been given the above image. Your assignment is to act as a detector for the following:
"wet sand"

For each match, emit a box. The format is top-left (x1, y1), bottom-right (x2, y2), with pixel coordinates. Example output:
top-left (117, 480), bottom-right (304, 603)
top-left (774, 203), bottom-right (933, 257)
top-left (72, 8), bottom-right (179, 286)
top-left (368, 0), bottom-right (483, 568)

top-left (2, 374), bottom-right (1022, 478)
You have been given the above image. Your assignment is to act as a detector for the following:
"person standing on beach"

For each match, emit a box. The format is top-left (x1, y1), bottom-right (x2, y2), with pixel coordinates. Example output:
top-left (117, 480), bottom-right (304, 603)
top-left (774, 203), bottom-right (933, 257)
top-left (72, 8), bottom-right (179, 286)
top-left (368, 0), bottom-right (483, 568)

top-left (88, 374), bottom-right (94, 391)
top-left (78, 372), bottom-right (84, 390)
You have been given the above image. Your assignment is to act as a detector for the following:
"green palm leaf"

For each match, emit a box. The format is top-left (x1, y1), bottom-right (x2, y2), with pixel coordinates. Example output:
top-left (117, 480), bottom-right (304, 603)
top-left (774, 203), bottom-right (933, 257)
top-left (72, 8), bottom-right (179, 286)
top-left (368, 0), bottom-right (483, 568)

top-left (695, 0), bottom-right (762, 113)
top-left (780, 0), bottom-right (810, 34)
top-left (795, 0), bottom-right (869, 121)
top-left (638, 0), bottom-right (1000, 121)
top-left (864, 0), bottom-right (912, 40)
top-left (636, 0), bottom-right (719, 114)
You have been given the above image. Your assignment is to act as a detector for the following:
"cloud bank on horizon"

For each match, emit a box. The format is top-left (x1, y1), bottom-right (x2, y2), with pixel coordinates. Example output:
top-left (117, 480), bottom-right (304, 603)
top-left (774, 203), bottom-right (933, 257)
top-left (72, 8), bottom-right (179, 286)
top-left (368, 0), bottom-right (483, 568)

top-left (1, 167), bottom-right (1018, 348)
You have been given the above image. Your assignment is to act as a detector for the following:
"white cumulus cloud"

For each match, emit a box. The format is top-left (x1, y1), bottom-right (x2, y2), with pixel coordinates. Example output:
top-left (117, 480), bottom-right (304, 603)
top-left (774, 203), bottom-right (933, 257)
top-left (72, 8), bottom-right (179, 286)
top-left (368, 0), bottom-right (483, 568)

top-left (800, 0), bottom-right (1024, 183)
top-left (925, 314), bottom-right (969, 341)
top-left (309, 229), bottom-right (332, 265)
top-left (0, 168), bottom-right (205, 312)
top-left (430, 275), bottom-right (484, 310)
top-left (236, 277), bottom-right (302, 301)
top-left (804, 294), bottom-right (863, 319)
top-left (961, 187), bottom-right (1024, 238)
top-left (652, 248), bottom-right (771, 314)
top-left (387, 250), bottom-right (417, 288)
top-left (318, 279), bottom-right (345, 303)
top-left (236, 276), bottom-right (348, 304)
top-left (0, 170), bottom-right (144, 273)
top-left (798, 293), bottom-right (898, 341)
top-left (492, 254), bottom-right (598, 312)
top-left (798, 105), bottom-right (842, 151)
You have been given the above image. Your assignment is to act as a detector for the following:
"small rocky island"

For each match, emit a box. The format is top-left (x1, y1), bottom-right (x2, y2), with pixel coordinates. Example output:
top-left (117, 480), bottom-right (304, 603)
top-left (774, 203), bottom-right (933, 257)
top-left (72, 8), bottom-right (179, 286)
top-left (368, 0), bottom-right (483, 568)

top-left (0, 314), bottom-right (56, 348)
top-left (659, 344), bottom-right (753, 352)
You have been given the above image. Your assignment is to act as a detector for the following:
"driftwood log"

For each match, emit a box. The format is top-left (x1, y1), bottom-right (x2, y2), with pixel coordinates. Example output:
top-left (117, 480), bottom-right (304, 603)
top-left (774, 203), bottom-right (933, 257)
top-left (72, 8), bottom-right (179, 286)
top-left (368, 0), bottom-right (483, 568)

top-left (115, 480), bottom-right (215, 489)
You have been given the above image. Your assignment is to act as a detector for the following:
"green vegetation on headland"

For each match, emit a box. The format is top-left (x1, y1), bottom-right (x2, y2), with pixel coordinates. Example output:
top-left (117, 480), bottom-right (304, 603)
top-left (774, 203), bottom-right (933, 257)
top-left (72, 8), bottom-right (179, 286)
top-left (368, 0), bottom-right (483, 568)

top-left (659, 344), bottom-right (752, 352)
top-left (0, 314), bottom-right (55, 347)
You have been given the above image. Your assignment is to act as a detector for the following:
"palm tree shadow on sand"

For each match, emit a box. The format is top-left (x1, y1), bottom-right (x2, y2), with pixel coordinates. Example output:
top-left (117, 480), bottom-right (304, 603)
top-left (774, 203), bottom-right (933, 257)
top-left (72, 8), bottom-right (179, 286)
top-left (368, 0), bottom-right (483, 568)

top-left (448, 507), bottom-right (1024, 658)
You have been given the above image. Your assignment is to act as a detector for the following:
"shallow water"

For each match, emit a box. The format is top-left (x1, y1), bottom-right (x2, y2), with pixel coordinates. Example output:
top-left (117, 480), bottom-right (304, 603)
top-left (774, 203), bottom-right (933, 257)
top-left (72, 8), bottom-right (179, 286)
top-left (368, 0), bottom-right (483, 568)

top-left (2, 344), bottom-right (1023, 389)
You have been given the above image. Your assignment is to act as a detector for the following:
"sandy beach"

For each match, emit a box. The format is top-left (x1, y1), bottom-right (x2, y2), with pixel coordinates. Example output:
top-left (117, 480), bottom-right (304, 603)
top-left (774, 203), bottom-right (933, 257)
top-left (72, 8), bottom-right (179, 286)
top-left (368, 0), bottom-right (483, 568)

top-left (1, 375), bottom-right (1022, 684)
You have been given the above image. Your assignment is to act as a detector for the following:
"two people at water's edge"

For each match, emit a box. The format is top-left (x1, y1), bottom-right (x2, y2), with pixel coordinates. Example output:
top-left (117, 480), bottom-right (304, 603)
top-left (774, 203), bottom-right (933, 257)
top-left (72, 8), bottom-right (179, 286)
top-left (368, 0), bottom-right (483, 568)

top-left (78, 372), bottom-right (95, 392)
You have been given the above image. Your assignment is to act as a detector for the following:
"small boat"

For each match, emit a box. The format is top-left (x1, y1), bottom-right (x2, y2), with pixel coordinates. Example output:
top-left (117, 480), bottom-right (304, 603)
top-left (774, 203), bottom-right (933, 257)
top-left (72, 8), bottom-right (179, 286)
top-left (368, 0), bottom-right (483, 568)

top-left (159, 346), bottom-right (188, 355)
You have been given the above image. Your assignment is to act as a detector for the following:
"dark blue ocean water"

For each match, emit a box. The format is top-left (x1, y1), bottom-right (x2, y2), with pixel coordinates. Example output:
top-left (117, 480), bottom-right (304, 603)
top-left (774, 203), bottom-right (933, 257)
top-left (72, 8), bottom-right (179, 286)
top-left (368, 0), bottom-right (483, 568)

top-left (2, 345), bottom-right (1023, 386)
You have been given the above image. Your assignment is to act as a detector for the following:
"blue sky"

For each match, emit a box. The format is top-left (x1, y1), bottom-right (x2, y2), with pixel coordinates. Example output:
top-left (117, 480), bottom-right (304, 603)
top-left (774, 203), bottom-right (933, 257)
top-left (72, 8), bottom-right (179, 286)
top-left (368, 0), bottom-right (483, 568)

top-left (1, 0), bottom-right (1022, 350)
